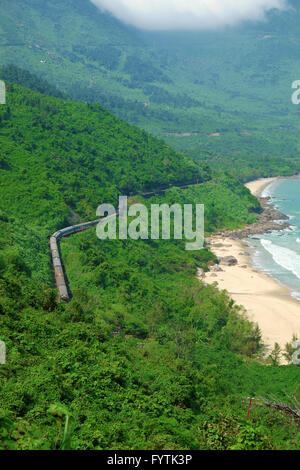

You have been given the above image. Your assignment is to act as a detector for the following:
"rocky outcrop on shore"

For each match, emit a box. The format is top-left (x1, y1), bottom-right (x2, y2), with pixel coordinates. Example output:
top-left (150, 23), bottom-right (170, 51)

top-left (214, 196), bottom-right (290, 240)
top-left (219, 256), bottom-right (238, 266)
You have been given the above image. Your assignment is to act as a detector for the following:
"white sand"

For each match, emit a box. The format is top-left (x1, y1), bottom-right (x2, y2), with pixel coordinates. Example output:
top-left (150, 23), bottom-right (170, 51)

top-left (202, 177), bottom-right (300, 358)
top-left (245, 177), bottom-right (280, 197)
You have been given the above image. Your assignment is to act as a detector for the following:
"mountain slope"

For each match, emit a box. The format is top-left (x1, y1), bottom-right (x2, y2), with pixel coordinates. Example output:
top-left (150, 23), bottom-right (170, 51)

top-left (0, 80), bottom-right (210, 286)
top-left (1, 0), bottom-right (300, 179)
top-left (0, 80), bottom-right (208, 220)
top-left (0, 83), bottom-right (300, 450)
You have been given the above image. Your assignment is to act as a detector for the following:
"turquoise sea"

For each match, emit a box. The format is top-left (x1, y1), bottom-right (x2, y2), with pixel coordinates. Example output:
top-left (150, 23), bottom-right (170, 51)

top-left (246, 178), bottom-right (300, 302)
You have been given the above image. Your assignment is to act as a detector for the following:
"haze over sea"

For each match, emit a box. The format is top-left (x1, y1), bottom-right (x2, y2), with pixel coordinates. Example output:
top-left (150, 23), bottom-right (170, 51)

top-left (247, 178), bottom-right (300, 302)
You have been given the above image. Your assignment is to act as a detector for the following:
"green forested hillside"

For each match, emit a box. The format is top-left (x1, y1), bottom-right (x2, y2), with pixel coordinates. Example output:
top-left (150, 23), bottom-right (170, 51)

top-left (0, 82), bottom-right (300, 450)
top-left (1, 0), bottom-right (300, 179)
top-left (0, 79), bottom-right (209, 280)
top-left (0, 65), bottom-right (66, 99)
top-left (0, 81), bottom-right (209, 218)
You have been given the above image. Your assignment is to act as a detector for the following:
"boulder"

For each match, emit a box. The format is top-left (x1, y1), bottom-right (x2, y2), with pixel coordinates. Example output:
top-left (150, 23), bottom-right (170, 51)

top-left (218, 256), bottom-right (238, 266)
top-left (210, 265), bottom-right (224, 272)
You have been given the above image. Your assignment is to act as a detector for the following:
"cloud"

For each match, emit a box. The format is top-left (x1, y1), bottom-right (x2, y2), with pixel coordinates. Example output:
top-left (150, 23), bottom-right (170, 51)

top-left (90, 0), bottom-right (289, 31)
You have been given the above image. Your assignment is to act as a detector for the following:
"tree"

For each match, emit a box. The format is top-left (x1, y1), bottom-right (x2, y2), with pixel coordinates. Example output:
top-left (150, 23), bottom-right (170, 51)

top-left (267, 343), bottom-right (282, 366)
top-left (283, 335), bottom-right (299, 363)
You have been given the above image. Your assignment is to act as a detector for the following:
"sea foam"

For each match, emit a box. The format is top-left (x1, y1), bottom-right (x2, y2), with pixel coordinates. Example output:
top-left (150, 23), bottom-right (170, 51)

top-left (261, 239), bottom-right (300, 280)
top-left (291, 292), bottom-right (300, 301)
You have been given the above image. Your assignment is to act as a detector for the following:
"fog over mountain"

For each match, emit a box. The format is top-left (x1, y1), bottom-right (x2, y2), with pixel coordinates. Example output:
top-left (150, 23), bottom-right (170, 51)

top-left (90, 0), bottom-right (289, 30)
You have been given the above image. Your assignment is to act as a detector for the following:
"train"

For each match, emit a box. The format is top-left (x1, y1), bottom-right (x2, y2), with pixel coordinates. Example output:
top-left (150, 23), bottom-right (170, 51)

top-left (50, 182), bottom-right (202, 301)
top-left (49, 219), bottom-right (101, 302)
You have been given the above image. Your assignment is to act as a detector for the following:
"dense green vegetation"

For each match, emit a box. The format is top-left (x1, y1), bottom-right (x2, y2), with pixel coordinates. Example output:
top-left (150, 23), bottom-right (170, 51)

top-left (0, 81), bottom-right (209, 221)
top-left (0, 82), bottom-right (300, 450)
top-left (0, 65), bottom-right (66, 99)
top-left (150, 180), bottom-right (259, 233)
top-left (1, 0), bottom-right (300, 179)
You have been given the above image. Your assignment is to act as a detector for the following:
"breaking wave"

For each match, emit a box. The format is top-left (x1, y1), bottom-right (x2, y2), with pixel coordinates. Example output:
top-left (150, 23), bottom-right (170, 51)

top-left (261, 239), bottom-right (300, 280)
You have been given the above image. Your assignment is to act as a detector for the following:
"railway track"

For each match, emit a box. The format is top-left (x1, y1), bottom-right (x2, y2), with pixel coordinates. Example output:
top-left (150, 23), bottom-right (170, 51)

top-left (50, 182), bottom-right (204, 301)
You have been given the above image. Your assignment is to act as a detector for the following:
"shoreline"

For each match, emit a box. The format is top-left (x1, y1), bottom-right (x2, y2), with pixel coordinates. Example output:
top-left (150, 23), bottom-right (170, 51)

top-left (245, 174), bottom-right (300, 197)
top-left (203, 176), bottom-right (300, 358)
top-left (213, 177), bottom-right (293, 241)
top-left (244, 176), bottom-right (280, 197)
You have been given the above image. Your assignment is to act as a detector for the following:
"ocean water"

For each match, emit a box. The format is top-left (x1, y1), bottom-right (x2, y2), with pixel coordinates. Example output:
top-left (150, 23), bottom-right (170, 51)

top-left (246, 178), bottom-right (300, 301)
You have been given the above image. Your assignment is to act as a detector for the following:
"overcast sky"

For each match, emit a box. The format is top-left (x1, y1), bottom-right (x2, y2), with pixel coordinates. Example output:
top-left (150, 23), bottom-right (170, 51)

top-left (90, 0), bottom-right (289, 31)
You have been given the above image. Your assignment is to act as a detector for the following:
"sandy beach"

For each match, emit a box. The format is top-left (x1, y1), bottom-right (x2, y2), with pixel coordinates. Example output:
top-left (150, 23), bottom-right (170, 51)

top-left (244, 177), bottom-right (280, 197)
top-left (203, 177), bottom-right (300, 358)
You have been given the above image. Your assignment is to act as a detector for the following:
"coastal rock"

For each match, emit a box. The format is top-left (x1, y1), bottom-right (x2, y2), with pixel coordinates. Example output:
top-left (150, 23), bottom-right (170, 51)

top-left (214, 195), bottom-right (291, 240)
top-left (219, 256), bottom-right (238, 266)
